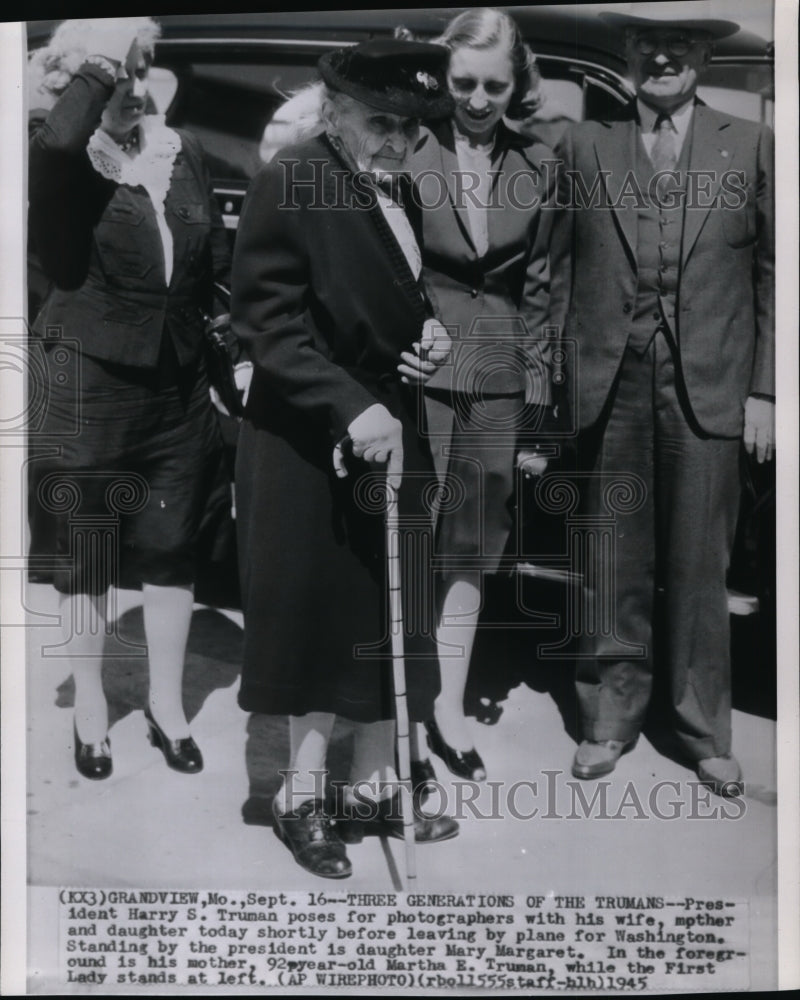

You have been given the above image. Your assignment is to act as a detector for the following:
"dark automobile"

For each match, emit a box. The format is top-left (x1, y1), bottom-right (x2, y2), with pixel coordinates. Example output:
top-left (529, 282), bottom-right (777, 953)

top-left (27, 8), bottom-right (775, 242)
top-left (25, 8), bottom-right (776, 711)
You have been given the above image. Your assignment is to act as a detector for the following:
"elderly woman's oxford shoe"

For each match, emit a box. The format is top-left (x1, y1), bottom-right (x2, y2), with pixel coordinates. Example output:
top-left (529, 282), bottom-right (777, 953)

top-left (272, 798), bottom-right (352, 879)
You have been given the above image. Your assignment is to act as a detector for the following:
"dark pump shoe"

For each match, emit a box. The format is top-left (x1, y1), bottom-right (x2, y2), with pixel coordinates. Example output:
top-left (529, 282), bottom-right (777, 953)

top-left (425, 718), bottom-right (487, 781)
top-left (697, 754), bottom-right (743, 798)
top-left (272, 798), bottom-right (352, 879)
top-left (337, 792), bottom-right (459, 845)
top-left (73, 720), bottom-right (112, 780)
top-left (571, 737), bottom-right (638, 779)
top-left (144, 707), bottom-right (203, 774)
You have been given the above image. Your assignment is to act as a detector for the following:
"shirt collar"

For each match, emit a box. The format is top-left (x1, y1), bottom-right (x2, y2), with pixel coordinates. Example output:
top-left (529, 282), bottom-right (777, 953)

top-left (637, 96), bottom-right (695, 143)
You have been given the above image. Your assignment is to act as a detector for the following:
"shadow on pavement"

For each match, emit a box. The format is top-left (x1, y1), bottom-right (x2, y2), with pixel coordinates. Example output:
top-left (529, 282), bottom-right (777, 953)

top-left (54, 606), bottom-right (243, 730)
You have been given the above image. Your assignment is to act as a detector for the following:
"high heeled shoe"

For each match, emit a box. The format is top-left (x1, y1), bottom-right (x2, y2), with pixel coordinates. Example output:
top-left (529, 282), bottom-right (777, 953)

top-left (144, 707), bottom-right (203, 774)
top-left (73, 720), bottom-right (112, 781)
top-left (425, 718), bottom-right (486, 781)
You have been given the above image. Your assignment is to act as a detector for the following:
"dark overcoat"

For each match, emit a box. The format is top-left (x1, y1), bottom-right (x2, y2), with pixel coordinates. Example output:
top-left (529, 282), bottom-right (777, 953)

top-left (231, 134), bottom-right (440, 722)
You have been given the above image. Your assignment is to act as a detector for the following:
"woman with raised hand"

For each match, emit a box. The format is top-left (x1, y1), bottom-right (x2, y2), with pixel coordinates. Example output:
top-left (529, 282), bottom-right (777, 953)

top-left (29, 17), bottom-right (232, 779)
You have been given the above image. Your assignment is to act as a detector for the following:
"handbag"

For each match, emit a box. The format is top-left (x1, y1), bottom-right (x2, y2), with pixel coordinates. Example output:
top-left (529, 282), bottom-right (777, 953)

top-left (203, 281), bottom-right (245, 419)
top-left (204, 313), bottom-right (245, 418)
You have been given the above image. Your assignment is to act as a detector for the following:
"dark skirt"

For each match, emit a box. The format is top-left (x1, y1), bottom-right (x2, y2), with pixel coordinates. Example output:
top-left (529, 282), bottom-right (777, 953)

top-left (31, 342), bottom-right (230, 595)
top-left (235, 378), bottom-right (440, 723)
top-left (424, 389), bottom-right (524, 575)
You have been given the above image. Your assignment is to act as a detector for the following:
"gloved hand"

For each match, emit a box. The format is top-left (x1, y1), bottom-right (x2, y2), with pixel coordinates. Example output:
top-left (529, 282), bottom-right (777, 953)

top-left (333, 403), bottom-right (404, 491)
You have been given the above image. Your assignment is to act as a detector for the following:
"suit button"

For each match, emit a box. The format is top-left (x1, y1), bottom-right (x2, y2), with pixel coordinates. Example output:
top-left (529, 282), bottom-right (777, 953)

top-left (623, 302), bottom-right (632, 314)
top-left (470, 288), bottom-right (479, 298)
top-left (652, 311), bottom-right (660, 321)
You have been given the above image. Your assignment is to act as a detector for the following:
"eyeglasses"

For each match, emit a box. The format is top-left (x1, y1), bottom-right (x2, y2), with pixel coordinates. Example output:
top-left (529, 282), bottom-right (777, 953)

top-left (632, 34), bottom-right (700, 57)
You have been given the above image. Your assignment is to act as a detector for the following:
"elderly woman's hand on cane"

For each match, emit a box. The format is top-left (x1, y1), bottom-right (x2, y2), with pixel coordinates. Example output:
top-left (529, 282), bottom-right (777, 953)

top-left (333, 403), bottom-right (404, 491)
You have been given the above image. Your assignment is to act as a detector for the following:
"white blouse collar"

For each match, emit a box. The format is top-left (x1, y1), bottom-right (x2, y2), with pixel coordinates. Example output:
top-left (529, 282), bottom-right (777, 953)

top-left (87, 115), bottom-right (181, 214)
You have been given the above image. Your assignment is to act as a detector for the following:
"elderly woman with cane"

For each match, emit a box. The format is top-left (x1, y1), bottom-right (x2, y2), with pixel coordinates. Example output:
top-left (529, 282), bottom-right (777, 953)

top-left (232, 40), bottom-right (459, 879)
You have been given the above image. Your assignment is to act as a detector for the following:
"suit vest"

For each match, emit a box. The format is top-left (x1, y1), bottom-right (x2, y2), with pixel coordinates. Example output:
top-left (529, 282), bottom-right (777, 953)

top-left (627, 125), bottom-right (693, 353)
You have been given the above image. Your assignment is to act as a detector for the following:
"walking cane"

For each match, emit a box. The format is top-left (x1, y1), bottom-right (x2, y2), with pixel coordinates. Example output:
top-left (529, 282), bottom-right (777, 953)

top-left (385, 476), bottom-right (417, 887)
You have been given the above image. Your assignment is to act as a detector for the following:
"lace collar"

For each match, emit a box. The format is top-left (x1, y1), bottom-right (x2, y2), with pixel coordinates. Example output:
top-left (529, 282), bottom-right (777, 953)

top-left (87, 115), bottom-right (181, 215)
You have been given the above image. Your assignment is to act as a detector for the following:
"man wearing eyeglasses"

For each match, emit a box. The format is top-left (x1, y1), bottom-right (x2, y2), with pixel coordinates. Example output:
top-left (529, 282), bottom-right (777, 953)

top-left (549, 3), bottom-right (774, 796)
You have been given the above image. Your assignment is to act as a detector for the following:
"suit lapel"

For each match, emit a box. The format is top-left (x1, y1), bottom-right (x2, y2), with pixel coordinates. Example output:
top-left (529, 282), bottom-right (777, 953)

top-left (593, 116), bottom-right (639, 268)
top-left (682, 104), bottom-right (735, 267)
top-left (433, 125), bottom-right (479, 257)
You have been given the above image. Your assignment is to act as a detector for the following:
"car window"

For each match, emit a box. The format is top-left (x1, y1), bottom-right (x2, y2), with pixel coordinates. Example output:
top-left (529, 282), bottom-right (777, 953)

top-left (157, 55), bottom-right (319, 180)
top-left (697, 63), bottom-right (774, 126)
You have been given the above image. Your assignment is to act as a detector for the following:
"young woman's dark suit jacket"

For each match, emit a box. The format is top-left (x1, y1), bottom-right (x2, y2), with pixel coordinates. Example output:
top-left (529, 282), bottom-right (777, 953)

top-left (410, 120), bottom-right (556, 566)
top-left (231, 133), bottom-right (440, 722)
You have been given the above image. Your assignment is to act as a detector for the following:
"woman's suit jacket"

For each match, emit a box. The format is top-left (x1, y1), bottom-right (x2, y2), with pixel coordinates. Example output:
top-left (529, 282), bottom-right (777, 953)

top-left (29, 62), bottom-right (230, 369)
top-left (411, 120), bottom-right (556, 403)
top-left (231, 133), bottom-right (439, 722)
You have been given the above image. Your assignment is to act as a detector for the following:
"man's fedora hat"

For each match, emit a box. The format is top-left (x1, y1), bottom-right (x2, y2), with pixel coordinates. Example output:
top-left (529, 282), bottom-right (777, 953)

top-left (318, 39), bottom-right (454, 120)
top-left (599, 1), bottom-right (739, 40)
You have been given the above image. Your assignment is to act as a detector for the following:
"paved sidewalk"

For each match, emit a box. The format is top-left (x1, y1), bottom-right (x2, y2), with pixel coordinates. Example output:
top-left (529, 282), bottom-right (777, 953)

top-left (25, 580), bottom-right (778, 986)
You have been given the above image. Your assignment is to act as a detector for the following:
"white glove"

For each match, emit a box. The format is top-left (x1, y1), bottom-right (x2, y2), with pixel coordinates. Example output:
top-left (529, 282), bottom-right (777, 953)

top-left (332, 403), bottom-right (404, 490)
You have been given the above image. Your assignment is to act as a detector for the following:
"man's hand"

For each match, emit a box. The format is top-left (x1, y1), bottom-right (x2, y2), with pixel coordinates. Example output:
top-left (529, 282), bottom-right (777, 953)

top-left (743, 395), bottom-right (775, 463)
top-left (333, 403), bottom-right (404, 490)
top-left (398, 318), bottom-right (452, 385)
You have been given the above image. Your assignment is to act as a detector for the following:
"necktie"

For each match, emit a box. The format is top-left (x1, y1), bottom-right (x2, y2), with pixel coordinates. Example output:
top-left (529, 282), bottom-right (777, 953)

top-left (650, 114), bottom-right (678, 172)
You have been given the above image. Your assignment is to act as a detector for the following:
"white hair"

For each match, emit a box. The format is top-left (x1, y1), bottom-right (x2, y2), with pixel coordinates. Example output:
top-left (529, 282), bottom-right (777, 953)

top-left (28, 17), bottom-right (161, 101)
top-left (259, 81), bottom-right (326, 163)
